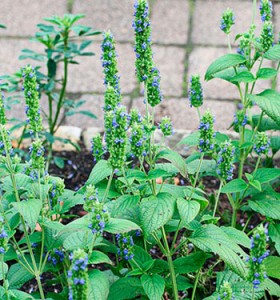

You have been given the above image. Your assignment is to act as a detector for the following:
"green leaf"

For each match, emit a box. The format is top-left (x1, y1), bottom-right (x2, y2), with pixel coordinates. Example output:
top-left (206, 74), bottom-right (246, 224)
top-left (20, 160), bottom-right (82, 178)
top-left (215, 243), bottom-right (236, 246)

top-left (271, 136), bottom-right (280, 152)
top-left (205, 54), bottom-right (246, 81)
top-left (189, 224), bottom-right (247, 277)
top-left (111, 195), bottom-right (140, 220)
top-left (76, 110), bottom-right (97, 119)
top-left (155, 163), bottom-right (179, 174)
top-left (268, 223), bottom-right (280, 254)
top-left (141, 274), bottom-right (165, 300)
top-left (88, 269), bottom-right (110, 300)
top-left (108, 277), bottom-right (144, 300)
top-left (104, 218), bottom-right (140, 234)
top-left (256, 68), bottom-right (278, 79)
top-left (177, 198), bottom-right (200, 226)
top-left (249, 89), bottom-right (280, 126)
top-left (13, 198), bottom-right (42, 232)
top-left (2, 173), bottom-right (32, 192)
top-left (230, 71), bottom-right (255, 83)
top-left (264, 44), bottom-right (280, 61)
top-left (221, 226), bottom-right (250, 248)
top-left (249, 179), bottom-right (262, 191)
top-left (147, 169), bottom-right (173, 179)
top-left (63, 231), bottom-right (93, 250)
top-left (157, 149), bottom-right (187, 177)
top-left (221, 179), bottom-right (248, 193)
top-left (264, 256), bottom-right (280, 279)
top-left (254, 168), bottom-right (280, 184)
top-left (186, 159), bottom-right (216, 176)
top-left (252, 115), bottom-right (280, 131)
top-left (43, 221), bottom-right (64, 250)
top-left (88, 250), bottom-right (112, 265)
top-left (173, 252), bottom-right (209, 274)
top-left (178, 131), bottom-right (199, 147)
top-left (86, 160), bottom-right (113, 185)
top-left (248, 199), bottom-right (280, 219)
top-left (54, 156), bottom-right (64, 169)
top-left (7, 263), bottom-right (34, 289)
top-left (0, 262), bottom-right (8, 280)
top-left (60, 190), bottom-right (85, 213)
top-left (140, 193), bottom-right (175, 236)
top-left (262, 278), bottom-right (280, 297)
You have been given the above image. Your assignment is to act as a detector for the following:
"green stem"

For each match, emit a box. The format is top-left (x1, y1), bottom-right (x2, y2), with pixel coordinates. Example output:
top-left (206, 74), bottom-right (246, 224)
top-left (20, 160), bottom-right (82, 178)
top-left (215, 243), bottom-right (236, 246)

top-left (252, 285), bottom-right (255, 300)
top-left (213, 180), bottom-right (223, 217)
top-left (161, 228), bottom-right (178, 300)
top-left (102, 171), bottom-right (114, 203)
top-left (191, 268), bottom-right (201, 300)
top-left (1, 255), bottom-right (9, 300)
top-left (227, 34), bottom-right (232, 52)
top-left (226, 192), bottom-right (237, 228)
top-left (242, 215), bottom-right (252, 232)
top-left (272, 61), bottom-right (280, 90)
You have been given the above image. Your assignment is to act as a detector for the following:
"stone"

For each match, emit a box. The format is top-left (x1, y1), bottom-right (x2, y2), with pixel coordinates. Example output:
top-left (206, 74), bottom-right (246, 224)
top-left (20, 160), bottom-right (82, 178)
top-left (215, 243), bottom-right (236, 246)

top-left (72, 0), bottom-right (135, 42)
top-left (66, 42), bottom-right (137, 94)
top-left (192, 0), bottom-right (264, 47)
top-left (82, 127), bottom-right (104, 151)
top-left (0, 0), bottom-right (67, 37)
top-left (153, 45), bottom-right (186, 96)
top-left (64, 94), bottom-right (131, 129)
top-left (52, 126), bottom-right (82, 151)
top-left (151, 0), bottom-right (189, 45)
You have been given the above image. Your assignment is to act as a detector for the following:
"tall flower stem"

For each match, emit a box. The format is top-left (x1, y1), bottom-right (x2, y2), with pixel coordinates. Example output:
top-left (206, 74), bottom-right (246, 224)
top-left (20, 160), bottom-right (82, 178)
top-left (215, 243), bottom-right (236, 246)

top-left (102, 171), bottom-right (114, 203)
top-left (213, 180), bottom-right (223, 217)
top-left (161, 227), bottom-right (178, 300)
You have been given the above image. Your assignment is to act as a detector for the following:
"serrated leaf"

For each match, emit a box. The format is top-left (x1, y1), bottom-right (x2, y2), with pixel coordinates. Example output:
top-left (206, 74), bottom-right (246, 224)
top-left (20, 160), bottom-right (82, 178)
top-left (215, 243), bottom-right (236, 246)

top-left (173, 251), bottom-right (209, 274)
top-left (63, 231), bottom-right (93, 250)
top-left (157, 149), bottom-right (187, 177)
top-left (249, 89), bottom-right (280, 126)
top-left (141, 274), bottom-right (165, 300)
top-left (221, 179), bottom-right (248, 193)
top-left (262, 278), bottom-right (280, 297)
top-left (7, 263), bottom-right (34, 289)
top-left (249, 179), bottom-right (262, 191)
top-left (88, 269), bottom-right (110, 300)
top-left (108, 277), bottom-right (144, 300)
top-left (87, 160), bottom-right (113, 185)
top-left (9, 290), bottom-right (35, 300)
top-left (264, 256), bottom-right (280, 279)
top-left (264, 44), bottom-right (280, 61)
top-left (205, 54), bottom-right (246, 81)
top-left (177, 198), bottom-right (200, 226)
top-left (140, 193), bottom-right (175, 236)
top-left (111, 195), bottom-right (140, 220)
top-left (268, 223), bottom-right (280, 254)
top-left (256, 68), bottom-right (278, 79)
top-left (186, 159), bottom-right (216, 176)
top-left (248, 199), bottom-right (280, 219)
top-left (2, 173), bottom-right (32, 192)
top-left (221, 226), bottom-right (250, 248)
top-left (252, 115), bottom-right (280, 131)
top-left (0, 262), bottom-right (8, 280)
top-left (104, 218), bottom-right (140, 234)
top-left (43, 221), bottom-right (64, 250)
top-left (13, 198), bottom-right (42, 232)
top-left (254, 168), bottom-right (280, 184)
top-left (189, 224), bottom-right (247, 277)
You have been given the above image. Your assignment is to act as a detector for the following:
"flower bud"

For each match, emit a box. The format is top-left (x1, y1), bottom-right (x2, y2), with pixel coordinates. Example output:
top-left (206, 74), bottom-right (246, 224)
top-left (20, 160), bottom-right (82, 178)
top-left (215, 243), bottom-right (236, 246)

top-left (91, 134), bottom-right (104, 163)
top-left (101, 31), bottom-right (120, 93)
top-left (247, 224), bottom-right (269, 289)
top-left (220, 8), bottom-right (235, 34)
top-left (104, 110), bottom-right (114, 150)
top-left (104, 85), bottom-right (120, 112)
top-left (259, 0), bottom-right (273, 22)
top-left (108, 106), bottom-right (128, 170)
top-left (29, 139), bottom-right (45, 170)
top-left (22, 65), bottom-right (42, 135)
top-left (233, 111), bottom-right (248, 132)
top-left (129, 108), bottom-right (142, 125)
top-left (84, 185), bottom-right (110, 235)
top-left (260, 21), bottom-right (274, 52)
top-left (68, 249), bottom-right (89, 300)
top-left (159, 116), bottom-right (173, 137)
top-left (188, 75), bottom-right (203, 108)
top-left (0, 91), bottom-right (6, 125)
top-left (198, 111), bottom-right (215, 153)
top-left (217, 141), bottom-right (235, 181)
top-left (116, 233), bottom-right (134, 261)
top-left (253, 132), bottom-right (270, 156)
top-left (146, 67), bottom-right (163, 107)
top-left (218, 281), bottom-right (234, 300)
top-left (0, 216), bottom-right (8, 255)
top-left (47, 248), bottom-right (65, 266)
top-left (0, 125), bottom-right (13, 158)
top-left (133, 0), bottom-right (153, 82)
top-left (48, 177), bottom-right (65, 210)
top-left (130, 122), bottom-right (147, 158)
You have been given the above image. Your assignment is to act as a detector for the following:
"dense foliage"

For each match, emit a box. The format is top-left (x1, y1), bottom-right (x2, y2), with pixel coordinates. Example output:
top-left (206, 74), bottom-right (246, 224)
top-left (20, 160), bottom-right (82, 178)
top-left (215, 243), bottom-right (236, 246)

top-left (0, 0), bottom-right (279, 299)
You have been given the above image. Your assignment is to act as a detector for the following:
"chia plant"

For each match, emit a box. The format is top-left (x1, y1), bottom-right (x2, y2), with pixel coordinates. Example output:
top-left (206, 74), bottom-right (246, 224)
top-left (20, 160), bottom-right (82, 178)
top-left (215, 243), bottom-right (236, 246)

top-left (198, 111), bottom-right (215, 153)
top-left (220, 8), bottom-right (235, 34)
top-left (188, 74), bottom-right (203, 108)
